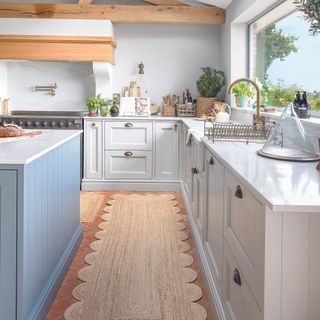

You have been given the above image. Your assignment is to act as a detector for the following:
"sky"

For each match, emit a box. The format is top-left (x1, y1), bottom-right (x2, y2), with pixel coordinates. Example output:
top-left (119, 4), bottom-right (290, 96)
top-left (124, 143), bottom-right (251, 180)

top-left (267, 11), bottom-right (320, 92)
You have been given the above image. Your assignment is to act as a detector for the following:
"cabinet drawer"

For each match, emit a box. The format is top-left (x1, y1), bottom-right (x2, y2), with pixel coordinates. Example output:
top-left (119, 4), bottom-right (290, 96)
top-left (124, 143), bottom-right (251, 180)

top-left (105, 121), bottom-right (152, 150)
top-left (104, 150), bottom-right (152, 179)
top-left (223, 242), bottom-right (262, 320)
top-left (224, 170), bottom-right (265, 309)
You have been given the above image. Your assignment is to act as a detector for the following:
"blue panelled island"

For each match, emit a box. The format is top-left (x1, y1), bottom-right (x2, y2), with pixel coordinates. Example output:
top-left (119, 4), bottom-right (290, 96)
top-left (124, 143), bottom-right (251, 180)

top-left (0, 130), bottom-right (83, 320)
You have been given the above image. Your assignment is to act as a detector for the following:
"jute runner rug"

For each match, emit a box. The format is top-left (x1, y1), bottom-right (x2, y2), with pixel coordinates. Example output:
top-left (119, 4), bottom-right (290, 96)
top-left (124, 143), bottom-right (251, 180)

top-left (80, 192), bottom-right (106, 223)
top-left (65, 193), bottom-right (207, 320)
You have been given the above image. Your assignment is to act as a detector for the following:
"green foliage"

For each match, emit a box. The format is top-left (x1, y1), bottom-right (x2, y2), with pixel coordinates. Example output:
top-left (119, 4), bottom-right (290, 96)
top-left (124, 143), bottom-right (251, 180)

top-left (256, 24), bottom-right (298, 81)
top-left (231, 82), bottom-right (255, 98)
top-left (301, 0), bottom-right (320, 36)
top-left (86, 94), bottom-right (107, 111)
top-left (261, 80), bottom-right (320, 112)
top-left (196, 67), bottom-right (226, 98)
top-left (309, 91), bottom-right (320, 111)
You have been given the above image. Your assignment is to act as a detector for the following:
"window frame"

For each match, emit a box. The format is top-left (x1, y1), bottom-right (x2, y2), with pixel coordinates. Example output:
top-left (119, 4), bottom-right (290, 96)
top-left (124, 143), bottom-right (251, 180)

top-left (247, 0), bottom-right (320, 118)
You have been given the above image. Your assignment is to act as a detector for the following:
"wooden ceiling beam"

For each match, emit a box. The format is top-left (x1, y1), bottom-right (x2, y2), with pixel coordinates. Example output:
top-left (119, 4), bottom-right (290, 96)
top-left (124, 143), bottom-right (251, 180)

top-left (143, 0), bottom-right (188, 6)
top-left (79, 0), bottom-right (93, 4)
top-left (0, 3), bottom-right (225, 25)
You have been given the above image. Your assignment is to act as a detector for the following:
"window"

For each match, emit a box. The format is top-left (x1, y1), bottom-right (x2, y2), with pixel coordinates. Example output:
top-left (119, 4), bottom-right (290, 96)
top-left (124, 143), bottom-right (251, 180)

top-left (249, 0), bottom-right (320, 114)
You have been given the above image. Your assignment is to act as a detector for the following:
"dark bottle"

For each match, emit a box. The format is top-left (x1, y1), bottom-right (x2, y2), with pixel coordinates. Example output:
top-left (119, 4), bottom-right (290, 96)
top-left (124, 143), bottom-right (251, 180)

top-left (299, 91), bottom-right (311, 119)
top-left (293, 91), bottom-right (301, 116)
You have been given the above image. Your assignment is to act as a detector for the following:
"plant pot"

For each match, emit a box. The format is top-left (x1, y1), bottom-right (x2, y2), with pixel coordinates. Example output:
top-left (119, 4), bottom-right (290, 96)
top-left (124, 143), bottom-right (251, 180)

top-left (196, 97), bottom-right (219, 117)
top-left (88, 108), bottom-right (98, 117)
top-left (238, 97), bottom-right (249, 108)
top-left (110, 106), bottom-right (119, 117)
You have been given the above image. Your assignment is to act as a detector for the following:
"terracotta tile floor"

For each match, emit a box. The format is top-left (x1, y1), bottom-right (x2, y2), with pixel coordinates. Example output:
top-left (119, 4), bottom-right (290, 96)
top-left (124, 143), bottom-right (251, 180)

top-left (46, 192), bottom-right (217, 320)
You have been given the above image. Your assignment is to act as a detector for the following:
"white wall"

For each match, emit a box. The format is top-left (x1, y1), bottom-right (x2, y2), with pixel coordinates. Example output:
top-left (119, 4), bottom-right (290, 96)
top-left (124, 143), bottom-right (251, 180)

top-left (113, 24), bottom-right (222, 105)
top-left (0, 61), bottom-right (7, 99)
top-left (6, 61), bottom-right (95, 111)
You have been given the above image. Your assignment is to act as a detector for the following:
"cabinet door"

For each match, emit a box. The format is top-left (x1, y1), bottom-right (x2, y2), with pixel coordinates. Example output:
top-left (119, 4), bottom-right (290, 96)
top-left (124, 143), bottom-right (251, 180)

top-left (223, 242), bottom-right (262, 320)
top-left (155, 122), bottom-right (180, 180)
top-left (0, 170), bottom-right (17, 319)
top-left (184, 132), bottom-right (193, 200)
top-left (105, 121), bottom-right (152, 150)
top-left (191, 170), bottom-right (204, 236)
top-left (224, 170), bottom-right (265, 309)
top-left (84, 120), bottom-right (103, 179)
top-left (204, 150), bottom-right (224, 298)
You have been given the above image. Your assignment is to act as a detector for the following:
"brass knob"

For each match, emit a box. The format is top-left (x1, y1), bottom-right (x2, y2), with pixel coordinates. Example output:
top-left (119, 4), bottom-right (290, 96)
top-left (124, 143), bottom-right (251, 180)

top-left (124, 151), bottom-right (133, 157)
top-left (125, 122), bottom-right (133, 128)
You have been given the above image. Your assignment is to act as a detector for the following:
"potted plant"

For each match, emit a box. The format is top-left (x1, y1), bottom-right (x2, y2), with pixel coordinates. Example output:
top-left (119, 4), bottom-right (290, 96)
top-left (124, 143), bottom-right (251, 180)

top-left (110, 95), bottom-right (120, 117)
top-left (86, 94), bottom-right (106, 117)
top-left (196, 67), bottom-right (226, 117)
top-left (231, 82), bottom-right (255, 108)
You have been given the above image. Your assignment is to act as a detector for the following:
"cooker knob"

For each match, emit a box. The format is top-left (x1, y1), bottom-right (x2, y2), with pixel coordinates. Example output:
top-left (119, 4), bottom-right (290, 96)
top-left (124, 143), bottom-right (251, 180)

top-left (34, 121), bottom-right (40, 127)
top-left (42, 121), bottom-right (48, 127)
top-left (67, 121), bottom-right (73, 127)
top-left (26, 121), bottom-right (32, 127)
top-left (50, 121), bottom-right (56, 127)
top-left (18, 120), bottom-right (24, 126)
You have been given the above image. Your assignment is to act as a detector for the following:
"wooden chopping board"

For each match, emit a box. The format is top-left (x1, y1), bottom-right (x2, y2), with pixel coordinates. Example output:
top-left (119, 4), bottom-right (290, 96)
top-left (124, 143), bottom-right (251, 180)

top-left (0, 131), bottom-right (42, 143)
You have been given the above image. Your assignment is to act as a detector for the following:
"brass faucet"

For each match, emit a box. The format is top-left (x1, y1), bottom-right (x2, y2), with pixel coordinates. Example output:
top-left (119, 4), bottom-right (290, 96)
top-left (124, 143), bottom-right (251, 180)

top-left (228, 78), bottom-right (265, 126)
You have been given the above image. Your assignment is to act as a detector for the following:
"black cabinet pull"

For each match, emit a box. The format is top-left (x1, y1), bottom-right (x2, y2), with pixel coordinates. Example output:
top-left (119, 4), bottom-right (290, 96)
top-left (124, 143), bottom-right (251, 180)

top-left (191, 168), bottom-right (198, 174)
top-left (209, 156), bottom-right (214, 165)
top-left (235, 185), bottom-right (243, 199)
top-left (124, 151), bottom-right (133, 157)
top-left (233, 268), bottom-right (242, 286)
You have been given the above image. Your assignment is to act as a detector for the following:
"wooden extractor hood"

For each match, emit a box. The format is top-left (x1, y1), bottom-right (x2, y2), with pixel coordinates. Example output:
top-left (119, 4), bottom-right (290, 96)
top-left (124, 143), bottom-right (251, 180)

top-left (0, 35), bottom-right (116, 63)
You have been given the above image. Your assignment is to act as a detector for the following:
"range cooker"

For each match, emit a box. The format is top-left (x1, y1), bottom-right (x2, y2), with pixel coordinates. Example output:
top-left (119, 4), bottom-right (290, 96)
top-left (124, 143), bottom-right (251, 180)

top-left (0, 110), bottom-right (87, 179)
top-left (0, 110), bottom-right (85, 130)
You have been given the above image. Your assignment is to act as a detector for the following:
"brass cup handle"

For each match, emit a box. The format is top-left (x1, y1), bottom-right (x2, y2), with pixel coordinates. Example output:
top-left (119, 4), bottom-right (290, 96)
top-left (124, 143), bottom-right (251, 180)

top-left (124, 151), bottom-right (133, 157)
top-left (125, 122), bottom-right (133, 128)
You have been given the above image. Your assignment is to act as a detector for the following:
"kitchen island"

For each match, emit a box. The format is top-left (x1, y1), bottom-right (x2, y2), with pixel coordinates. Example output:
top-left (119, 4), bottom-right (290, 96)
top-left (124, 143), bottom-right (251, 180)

top-left (0, 130), bottom-right (82, 320)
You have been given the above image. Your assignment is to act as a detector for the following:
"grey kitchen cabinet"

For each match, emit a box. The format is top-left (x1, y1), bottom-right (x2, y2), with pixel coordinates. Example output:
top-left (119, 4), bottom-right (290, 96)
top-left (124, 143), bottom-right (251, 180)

top-left (203, 149), bottom-right (224, 298)
top-left (155, 122), bottom-right (180, 180)
top-left (84, 120), bottom-right (103, 179)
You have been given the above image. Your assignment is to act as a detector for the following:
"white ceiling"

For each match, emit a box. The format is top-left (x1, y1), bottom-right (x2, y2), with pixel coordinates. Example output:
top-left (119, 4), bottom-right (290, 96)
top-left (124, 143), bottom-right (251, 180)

top-left (0, 0), bottom-right (234, 8)
top-left (193, 0), bottom-right (233, 9)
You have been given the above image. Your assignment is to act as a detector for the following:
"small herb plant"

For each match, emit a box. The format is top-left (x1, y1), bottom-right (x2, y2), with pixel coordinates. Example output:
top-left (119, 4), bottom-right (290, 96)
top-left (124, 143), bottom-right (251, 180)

top-left (231, 82), bottom-right (255, 98)
top-left (196, 67), bottom-right (226, 98)
top-left (86, 94), bottom-right (107, 111)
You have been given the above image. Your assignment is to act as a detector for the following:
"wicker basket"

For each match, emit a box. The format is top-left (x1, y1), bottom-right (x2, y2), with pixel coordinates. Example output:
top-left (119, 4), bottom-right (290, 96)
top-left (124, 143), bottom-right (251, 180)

top-left (196, 97), bottom-right (220, 118)
top-left (163, 105), bottom-right (176, 117)
top-left (176, 103), bottom-right (196, 117)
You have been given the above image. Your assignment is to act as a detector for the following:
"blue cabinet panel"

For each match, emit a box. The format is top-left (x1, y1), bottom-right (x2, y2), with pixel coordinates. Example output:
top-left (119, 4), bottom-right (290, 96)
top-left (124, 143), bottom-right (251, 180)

top-left (0, 134), bottom-right (82, 320)
top-left (0, 170), bottom-right (17, 319)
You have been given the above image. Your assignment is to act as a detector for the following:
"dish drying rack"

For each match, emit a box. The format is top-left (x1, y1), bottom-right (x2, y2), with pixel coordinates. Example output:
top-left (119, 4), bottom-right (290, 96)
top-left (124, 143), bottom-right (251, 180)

top-left (204, 120), bottom-right (274, 144)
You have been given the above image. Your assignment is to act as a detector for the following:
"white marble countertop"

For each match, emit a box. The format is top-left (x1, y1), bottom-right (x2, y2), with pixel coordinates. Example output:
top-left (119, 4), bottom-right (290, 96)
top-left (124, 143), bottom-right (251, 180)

top-left (180, 118), bottom-right (320, 213)
top-left (0, 130), bottom-right (82, 165)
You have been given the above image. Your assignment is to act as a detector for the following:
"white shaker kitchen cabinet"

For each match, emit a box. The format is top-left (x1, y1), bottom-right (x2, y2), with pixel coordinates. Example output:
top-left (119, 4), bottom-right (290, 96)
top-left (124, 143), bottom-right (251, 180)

top-left (223, 242), bottom-right (262, 320)
top-left (203, 149), bottom-right (224, 298)
top-left (224, 170), bottom-right (265, 310)
top-left (84, 120), bottom-right (103, 179)
top-left (182, 125), bottom-right (193, 200)
top-left (104, 150), bottom-right (152, 180)
top-left (155, 122), bottom-right (180, 180)
top-left (190, 137), bottom-right (205, 236)
top-left (105, 121), bottom-right (152, 150)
